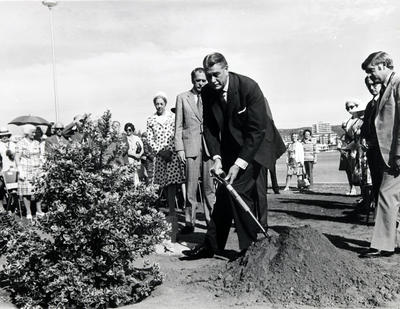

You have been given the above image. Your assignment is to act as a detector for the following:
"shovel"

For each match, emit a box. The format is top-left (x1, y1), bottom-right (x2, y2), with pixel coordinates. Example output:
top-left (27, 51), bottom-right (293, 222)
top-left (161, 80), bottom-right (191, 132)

top-left (211, 170), bottom-right (269, 238)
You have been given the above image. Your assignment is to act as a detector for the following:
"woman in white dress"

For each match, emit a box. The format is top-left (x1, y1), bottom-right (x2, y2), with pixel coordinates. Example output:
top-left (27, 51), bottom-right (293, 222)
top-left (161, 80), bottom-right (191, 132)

top-left (123, 122), bottom-right (144, 185)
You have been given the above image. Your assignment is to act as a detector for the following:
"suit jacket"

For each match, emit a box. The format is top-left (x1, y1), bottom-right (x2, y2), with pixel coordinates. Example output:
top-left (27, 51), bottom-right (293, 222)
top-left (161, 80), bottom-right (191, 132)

top-left (375, 73), bottom-right (400, 167)
top-left (174, 89), bottom-right (204, 157)
top-left (360, 98), bottom-right (378, 146)
top-left (45, 135), bottom-right (68, 152)
top-left (202, 72), bottom-right (285, 169)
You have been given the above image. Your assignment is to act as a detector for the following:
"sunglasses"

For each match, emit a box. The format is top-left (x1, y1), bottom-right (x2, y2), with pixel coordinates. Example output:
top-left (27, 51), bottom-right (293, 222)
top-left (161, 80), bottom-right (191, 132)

top-left (346, 105), bottom-right (356, 111)
top-left (126, 128), bottom-right (133, 132)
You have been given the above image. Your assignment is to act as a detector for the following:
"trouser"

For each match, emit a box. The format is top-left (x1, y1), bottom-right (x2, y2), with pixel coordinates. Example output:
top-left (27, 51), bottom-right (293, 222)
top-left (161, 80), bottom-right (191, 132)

top-left (185, 155), bottom-right (215, 226)
top-left (205, 162), bottom-right (261, 251)
top-left (370, 168), bottom-right (400, 252)
top-left (268, 164), bottom-right (279, 190)
top-left (256, 167), bottom-right (268, 226)
top-left (304, 161), bottom-right (314, 185)
top-left (366, 149), bottom-right (384, 204)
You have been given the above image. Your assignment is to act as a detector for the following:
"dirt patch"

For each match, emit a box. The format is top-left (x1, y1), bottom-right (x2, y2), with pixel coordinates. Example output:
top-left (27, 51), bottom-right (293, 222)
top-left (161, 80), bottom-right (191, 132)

top-left (215, 226), bottom-right (400, 308)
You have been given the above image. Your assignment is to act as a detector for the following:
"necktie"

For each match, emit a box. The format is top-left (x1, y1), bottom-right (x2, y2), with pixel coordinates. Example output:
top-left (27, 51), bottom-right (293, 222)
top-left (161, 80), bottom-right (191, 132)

top-left (197, 94), bottom-right (202, 114)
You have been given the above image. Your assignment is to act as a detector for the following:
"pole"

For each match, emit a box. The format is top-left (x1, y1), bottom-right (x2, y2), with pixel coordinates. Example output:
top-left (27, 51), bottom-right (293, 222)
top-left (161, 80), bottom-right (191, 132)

top-left (48, 7), bottom-right (59, 122)
top-left (42, 0), bottom-right (59, 122)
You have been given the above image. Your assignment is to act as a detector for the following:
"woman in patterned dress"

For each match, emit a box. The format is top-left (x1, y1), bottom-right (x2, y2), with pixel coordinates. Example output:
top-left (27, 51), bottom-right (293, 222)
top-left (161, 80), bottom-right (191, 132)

top-left (146, 92), bottom-right (185, 218)
top-left (15, 124), bottom-right (44, 220)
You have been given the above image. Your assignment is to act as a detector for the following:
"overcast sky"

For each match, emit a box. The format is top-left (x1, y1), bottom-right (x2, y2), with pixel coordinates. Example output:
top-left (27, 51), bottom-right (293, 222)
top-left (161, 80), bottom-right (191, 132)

top-left (1, 0), bottom-right (399, 132)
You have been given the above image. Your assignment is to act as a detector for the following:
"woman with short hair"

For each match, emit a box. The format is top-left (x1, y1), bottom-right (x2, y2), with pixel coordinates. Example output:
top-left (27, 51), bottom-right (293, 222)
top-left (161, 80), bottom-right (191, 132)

top-left (338, 100), bottom-right (364, 196)
top-left (123, 122), bottom-right (144, 185)
top-left (146, 92), bottom-right (185, 241)
top-left (15, 124), bottom-right (44, 221)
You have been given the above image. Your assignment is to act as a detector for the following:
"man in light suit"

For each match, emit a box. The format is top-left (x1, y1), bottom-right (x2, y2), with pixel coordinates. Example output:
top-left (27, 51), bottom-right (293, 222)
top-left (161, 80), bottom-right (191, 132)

top-left (182, 53), bottom-right (285, 259)
top-left (360, 51), bottom-right (400, 258)
top-left (174, 68), bottom-right (216, 234)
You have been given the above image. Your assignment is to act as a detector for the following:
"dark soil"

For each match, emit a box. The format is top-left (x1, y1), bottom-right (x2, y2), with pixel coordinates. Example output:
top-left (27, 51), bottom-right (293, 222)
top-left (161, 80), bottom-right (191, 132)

top-left (215, 226), bottom-right (400, 308)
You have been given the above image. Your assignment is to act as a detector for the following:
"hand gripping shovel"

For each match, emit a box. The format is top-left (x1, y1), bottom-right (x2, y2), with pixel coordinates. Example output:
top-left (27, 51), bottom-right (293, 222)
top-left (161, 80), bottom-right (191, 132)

top-left (211, 170), bottom-right (269, 238)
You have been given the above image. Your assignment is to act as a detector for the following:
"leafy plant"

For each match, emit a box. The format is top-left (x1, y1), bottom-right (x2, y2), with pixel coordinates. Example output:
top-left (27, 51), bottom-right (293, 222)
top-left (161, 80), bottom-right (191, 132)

top-left (0, 111), bottom-right (168, 308)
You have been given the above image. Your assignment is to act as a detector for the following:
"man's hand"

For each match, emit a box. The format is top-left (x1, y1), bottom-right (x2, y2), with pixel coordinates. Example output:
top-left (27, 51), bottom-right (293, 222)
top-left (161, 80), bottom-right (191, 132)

top-left (177, 150), bottom-right (186, 164)
top-left (225, 164), bottom-right (240, 185)
top-left (210, 158), bottom-right (223, 176)
top-left (394, 156), bottom-right (400, 177)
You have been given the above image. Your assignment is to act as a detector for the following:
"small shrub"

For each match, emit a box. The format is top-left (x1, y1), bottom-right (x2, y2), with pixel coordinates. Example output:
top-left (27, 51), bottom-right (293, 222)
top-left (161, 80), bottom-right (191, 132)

top-left (0, 111), bottom-right (168, 308)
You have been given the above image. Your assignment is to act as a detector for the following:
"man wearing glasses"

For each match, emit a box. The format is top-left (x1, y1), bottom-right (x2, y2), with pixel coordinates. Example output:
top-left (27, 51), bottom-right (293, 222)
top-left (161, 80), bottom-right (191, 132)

top-left (45, 122), bottom-right (68, 152)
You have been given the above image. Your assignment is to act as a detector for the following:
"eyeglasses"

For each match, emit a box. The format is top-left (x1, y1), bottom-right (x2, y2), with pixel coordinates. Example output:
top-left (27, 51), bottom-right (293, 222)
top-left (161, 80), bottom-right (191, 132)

top-left (346, 105), bottom-right (355, 111)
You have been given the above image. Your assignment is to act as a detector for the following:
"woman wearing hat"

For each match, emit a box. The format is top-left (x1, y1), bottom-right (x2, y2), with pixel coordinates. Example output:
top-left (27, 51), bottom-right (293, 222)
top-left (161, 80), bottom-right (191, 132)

top-left (15, 124), bottom-right (44, 220)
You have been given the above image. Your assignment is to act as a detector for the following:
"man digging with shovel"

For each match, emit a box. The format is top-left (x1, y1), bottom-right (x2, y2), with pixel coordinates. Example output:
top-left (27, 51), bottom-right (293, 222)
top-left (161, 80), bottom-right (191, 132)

top-left (182, 52), bottom-right (285, 260)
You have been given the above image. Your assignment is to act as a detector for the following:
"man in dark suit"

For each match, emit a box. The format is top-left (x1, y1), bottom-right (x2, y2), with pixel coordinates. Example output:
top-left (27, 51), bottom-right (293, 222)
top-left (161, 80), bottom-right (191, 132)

top-left (360, 51), bottom-right (400, 258)
top-left (360, 77), bottom-right (382, 208)
top-left (182, 52), bottom-right (285, 259)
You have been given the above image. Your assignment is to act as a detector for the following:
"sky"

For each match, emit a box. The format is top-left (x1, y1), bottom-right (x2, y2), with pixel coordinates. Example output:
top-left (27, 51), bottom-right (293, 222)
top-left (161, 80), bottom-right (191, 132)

top-left (1, 0), bottom-right (399, 133)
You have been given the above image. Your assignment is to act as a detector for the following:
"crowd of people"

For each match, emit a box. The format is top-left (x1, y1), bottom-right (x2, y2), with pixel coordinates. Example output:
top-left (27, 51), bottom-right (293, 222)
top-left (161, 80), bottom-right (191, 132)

top-left (1, 51), bottom-right (399, 260)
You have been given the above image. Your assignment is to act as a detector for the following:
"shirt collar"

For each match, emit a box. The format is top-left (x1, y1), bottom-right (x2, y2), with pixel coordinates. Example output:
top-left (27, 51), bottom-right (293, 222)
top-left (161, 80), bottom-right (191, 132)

top-left (222, 75), bottom-right (229, 93)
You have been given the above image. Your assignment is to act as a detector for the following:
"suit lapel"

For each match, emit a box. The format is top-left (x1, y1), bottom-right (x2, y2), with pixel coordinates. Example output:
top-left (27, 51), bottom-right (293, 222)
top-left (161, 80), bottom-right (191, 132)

top-left (227, 73), bottom-right (240, 121)
top-left (187, 91), bottom-right (201, 121)
top-left (378, 72), bottom-right (395, 114)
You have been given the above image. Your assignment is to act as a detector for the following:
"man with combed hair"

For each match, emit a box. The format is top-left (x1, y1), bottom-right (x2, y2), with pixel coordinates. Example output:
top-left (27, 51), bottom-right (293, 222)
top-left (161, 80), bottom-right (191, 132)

top-left (174, 67), bottom-right (216, 233)
top-left (360, 51), bottom-right (400, 258)
top-left (182, 52), bottom-right (285, 259)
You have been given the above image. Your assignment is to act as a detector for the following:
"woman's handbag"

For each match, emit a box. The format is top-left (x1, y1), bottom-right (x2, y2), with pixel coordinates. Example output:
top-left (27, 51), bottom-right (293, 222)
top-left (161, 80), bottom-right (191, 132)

top-left (158, 149), bottom-right (173, 163)
top-left (297, 167), bottom-right (310, 189)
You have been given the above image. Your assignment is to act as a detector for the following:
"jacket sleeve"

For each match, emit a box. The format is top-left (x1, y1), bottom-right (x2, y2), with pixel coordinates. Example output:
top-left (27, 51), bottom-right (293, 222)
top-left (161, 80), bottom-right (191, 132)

top-left (174, 95), bottom-right (185, 152)
top-left (238, 82), bottom-right (267, 163)
top-left (395, 82), bottom-right (400, 157)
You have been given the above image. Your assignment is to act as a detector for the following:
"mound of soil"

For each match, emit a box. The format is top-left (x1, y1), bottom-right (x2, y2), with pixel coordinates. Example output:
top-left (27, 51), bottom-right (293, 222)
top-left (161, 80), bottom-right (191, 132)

top-left (216, 226), bottom-right (400, 307)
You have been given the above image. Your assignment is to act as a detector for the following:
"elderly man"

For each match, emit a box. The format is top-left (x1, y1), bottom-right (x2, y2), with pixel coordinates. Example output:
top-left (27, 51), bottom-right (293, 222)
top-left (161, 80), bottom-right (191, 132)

top-left (182, 52), bottom-right (285, 259)
top-left (45, 122), bottom-right (68, 152)
top-left (360, 51), bottom-right (400, 258)
top-left (174, 68), bottom-right (216, 234)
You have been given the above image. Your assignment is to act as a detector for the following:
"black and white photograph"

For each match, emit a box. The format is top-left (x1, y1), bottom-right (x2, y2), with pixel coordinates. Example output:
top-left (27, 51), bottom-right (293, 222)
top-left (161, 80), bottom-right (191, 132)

top-left (1, 0), bottom-right (400, 308)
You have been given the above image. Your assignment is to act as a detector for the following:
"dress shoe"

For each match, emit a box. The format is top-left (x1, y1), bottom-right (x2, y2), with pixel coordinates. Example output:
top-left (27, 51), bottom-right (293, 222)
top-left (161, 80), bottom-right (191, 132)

top-left (181, 245), bottom-right (214, 260)
top-left (180, 225), bottom-right (195, 235)
top-left (359, 249), bottom-right (394, 258)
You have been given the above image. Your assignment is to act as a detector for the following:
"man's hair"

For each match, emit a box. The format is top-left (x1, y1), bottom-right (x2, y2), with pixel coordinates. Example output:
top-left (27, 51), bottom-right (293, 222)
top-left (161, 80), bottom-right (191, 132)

top-left (191, 67), bottom-right (205, 81)
top-left (361, 51), bottom-right (394, 70)
top-left (203, 52), bottom-right (228, 69)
